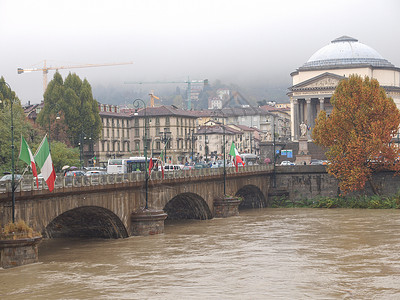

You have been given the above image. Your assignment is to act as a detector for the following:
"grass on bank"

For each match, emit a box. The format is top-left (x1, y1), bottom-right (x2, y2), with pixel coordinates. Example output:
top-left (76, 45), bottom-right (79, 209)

top-left (271, 193), bottom-right (400, 209)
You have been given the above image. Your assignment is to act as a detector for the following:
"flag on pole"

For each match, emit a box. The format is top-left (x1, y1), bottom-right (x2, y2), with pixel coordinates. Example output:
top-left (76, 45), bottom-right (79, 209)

top-left (19, 136), bottom-right (39, 188)
top-left (158, 156), bottom-right (164, 179)
top-left (148, 158), bottom-right (154, 175)
top-left (229, 142), bottom-right (245, 172)
top-left (35, 136), bottom-right (56, 192)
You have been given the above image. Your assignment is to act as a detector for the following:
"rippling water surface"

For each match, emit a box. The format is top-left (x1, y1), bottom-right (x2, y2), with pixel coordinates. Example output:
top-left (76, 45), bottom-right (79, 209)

top-left (2, 208), bottom-right (400, 299)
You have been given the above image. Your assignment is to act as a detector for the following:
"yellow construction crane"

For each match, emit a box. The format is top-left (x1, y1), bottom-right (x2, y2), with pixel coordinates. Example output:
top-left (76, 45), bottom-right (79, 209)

top-left (18, 60), bottom-right (133, 94)
top-left (149, 90), bottom-right (160, 107)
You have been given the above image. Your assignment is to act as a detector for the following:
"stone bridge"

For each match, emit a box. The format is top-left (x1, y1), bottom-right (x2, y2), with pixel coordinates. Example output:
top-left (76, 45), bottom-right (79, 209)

top-left (0, 165), bottom-right (274, 238)
top-left (4, 164), bottom-right (385, 239)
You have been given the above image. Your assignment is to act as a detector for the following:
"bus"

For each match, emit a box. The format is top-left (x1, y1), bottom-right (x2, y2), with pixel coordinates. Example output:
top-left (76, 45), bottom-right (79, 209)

top-left (107, 157), bottom-right (159, 174)
top-left (240, 154), bottom-right (259, 166)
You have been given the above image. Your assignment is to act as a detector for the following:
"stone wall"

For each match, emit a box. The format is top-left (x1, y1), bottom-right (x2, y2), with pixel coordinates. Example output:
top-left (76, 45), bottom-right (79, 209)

top-left (274, 165), bottom-right (400, 202)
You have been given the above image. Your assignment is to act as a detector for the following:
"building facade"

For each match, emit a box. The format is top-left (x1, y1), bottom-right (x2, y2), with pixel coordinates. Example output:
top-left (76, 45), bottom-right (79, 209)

top-left (288, 36), bottom-right (400, 141)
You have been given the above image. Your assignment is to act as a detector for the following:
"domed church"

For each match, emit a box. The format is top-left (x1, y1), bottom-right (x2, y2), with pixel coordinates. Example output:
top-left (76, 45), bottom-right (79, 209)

top-left (288, 36), bottom-right (400, 141)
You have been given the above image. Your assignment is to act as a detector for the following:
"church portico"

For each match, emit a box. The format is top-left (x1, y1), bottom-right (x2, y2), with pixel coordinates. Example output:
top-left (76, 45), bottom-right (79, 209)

top-left (289, 36), bottom-right (400, 141)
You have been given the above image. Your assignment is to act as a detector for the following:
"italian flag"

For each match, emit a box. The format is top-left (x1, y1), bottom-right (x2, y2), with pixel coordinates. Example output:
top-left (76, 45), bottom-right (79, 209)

top-left (229, 142), bottom-right (245, 172)
top-left (35, 136), bottom-right (56, 192)
top-left (19, 136), bottom-right (39, 187)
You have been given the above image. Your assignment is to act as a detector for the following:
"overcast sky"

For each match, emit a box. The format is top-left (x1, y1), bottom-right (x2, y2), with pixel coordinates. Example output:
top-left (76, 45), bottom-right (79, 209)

top-left (1, 0), bottom-right (399, 105)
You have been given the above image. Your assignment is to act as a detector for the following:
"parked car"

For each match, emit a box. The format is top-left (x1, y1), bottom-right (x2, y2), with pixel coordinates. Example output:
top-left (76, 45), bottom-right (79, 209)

top-left (1, 174), bottom-right (23, 181)
top-left (64, 170), bottom-right (86, 184)
top-left (85, 170), bottom-right (107, 176)
top-left (182, 165), bottom-right (194, 170)
top-left (210, 162), bottom-right (219, 168)
top-left (280, 161), bottom-right (295, 166)
top-left (65, 170), bottom-right (86, 177)
top-left (0, 174), bottom-right (23, 188)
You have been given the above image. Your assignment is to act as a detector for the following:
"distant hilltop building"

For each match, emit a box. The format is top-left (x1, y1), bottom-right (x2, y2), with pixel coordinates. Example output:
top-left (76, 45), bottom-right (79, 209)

top-left (288, 36), bottom-right (400, 141)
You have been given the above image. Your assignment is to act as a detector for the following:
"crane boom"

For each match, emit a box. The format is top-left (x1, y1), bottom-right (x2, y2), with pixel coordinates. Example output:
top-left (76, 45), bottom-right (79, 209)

top-left (18, 60), bottom-right (133, 94)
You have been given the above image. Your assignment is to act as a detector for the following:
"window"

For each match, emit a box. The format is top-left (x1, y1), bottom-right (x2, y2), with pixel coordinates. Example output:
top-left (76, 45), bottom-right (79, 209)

top-left (156, 117), bottom-right (160, 125)
top-left (134, 118), bottom-right (139, 126)
top-left (166, 116), bottom-right (170, 126)
top-left (135, 128), bottom-right (139, 137)
top-left (156, 141), bottom-right (160, 150)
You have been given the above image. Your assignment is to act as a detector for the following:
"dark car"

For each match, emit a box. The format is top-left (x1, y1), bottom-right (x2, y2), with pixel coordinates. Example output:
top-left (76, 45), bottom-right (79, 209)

top-left (64, 170), bottom-right (86, 184)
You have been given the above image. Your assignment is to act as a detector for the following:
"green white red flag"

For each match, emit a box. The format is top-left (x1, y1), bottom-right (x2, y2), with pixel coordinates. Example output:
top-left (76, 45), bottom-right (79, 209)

top-left (148, 158), bottom-right (154, 175)
top-left (35, 136), bottom-right (56, 192)
top-left (19, 136), bottom-right (39, 187)
top-left (229, 142), bottom-right (245, 172)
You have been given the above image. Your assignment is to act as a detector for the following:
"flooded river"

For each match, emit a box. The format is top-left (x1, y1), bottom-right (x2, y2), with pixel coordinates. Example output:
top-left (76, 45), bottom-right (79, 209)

top-left (2, 208), bottom-right (400, 299)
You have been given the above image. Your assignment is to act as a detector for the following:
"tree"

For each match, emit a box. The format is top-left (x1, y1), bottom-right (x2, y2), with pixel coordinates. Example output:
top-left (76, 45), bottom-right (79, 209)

top-left (49, 141), bottom-right (80, 172)
top-left (313, 75), bottom-right (400, 195)
top-left (0, 77), bottom-right (40, 174)
top-left (37, 72), bottom-right (102, 148)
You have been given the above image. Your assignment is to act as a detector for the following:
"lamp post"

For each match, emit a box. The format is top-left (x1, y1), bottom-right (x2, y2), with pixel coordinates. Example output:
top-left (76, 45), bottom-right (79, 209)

top-left (213, 109), bottom-right (226, 195)
top-left (190, 129), bottom-right (197, 164)
top-left (204, 126), bottom-right (208, 162)
top-left (0, 81), bottom-right (16, 222)
top-left (272, 116), bottom-right (277, 188)
top-left (161, 128), bottom-right (171, 164)
top-left (133, 98), bottom-right (149, 210)
top-left (78, 131), bottom-right (91, 168)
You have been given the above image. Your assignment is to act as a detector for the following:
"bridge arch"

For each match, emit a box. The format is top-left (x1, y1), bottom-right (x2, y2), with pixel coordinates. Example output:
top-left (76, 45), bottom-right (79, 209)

top-left (164, 192), bottom-right (213, 220)
top-left (236, 184), bottom-right (267, 209)
top-left (44, 206), bottom-right (129, 239)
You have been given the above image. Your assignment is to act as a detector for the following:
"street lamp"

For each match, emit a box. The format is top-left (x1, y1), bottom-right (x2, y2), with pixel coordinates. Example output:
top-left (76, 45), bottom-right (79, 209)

top-left (190, 129), bottom-right (197, 164)
top-left (0, 80), bottom-right (16, 222)
top-left (133, 98), bottom-right (149, 210)
top-left (160, 128), bottom-right (171, 164)
top-left (213, 109), bottom-right (226, 195)
top-left (78, 131), bottom-right (92, 168)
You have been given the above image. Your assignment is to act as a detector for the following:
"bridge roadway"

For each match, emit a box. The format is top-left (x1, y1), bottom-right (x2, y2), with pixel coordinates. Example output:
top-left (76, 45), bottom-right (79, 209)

top-left (0, 165), bottom-right (274, 238)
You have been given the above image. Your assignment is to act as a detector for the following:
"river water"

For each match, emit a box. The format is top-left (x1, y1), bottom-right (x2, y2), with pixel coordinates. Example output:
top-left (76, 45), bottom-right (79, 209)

top-left (2, 208), bottom-right (400, 299)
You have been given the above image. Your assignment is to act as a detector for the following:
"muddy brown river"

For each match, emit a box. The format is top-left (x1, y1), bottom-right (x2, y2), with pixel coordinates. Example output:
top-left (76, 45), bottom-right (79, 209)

top-left (1, 208), bottom-right (400, 299)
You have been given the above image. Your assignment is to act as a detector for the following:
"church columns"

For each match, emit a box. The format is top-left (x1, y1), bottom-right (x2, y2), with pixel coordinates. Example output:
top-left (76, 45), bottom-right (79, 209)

top-left (293, 98), bottom-right (299, 140)
top-left (306, 98), bottom-right (312, 139)
top-left (319, 97), bottom-right (325, 112)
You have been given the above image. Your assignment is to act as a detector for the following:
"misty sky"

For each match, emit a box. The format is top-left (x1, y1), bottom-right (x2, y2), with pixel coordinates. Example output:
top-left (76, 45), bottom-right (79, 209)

top-left (1, 0), bottom-right (399, 105)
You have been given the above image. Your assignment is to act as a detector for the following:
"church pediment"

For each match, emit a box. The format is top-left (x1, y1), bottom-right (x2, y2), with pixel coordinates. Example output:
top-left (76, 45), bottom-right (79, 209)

top-left (290, 72), bottom-right (345, 91)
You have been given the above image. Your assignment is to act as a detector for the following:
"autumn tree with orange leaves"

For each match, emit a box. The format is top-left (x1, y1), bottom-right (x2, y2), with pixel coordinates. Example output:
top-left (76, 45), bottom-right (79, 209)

top-left (313, 75), bottom-right (400, 195)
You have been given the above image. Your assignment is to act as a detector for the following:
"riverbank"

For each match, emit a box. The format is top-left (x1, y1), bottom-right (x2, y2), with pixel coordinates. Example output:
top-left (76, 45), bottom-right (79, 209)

top-left (271, 193), bottom-right (400, 209)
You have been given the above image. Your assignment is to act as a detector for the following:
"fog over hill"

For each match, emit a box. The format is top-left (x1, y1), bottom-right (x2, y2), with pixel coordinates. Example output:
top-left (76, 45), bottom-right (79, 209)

top-left (92, 80), bottom-right (291, 108)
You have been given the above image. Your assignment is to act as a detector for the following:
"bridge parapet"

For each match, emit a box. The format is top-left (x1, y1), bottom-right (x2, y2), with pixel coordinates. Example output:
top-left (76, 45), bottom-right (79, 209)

top-left (0, 164), bottom-right (273, 200)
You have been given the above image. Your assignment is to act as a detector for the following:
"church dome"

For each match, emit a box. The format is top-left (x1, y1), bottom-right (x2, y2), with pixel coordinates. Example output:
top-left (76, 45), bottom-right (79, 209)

top-left (301, 36), bottom-right (394, 69)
